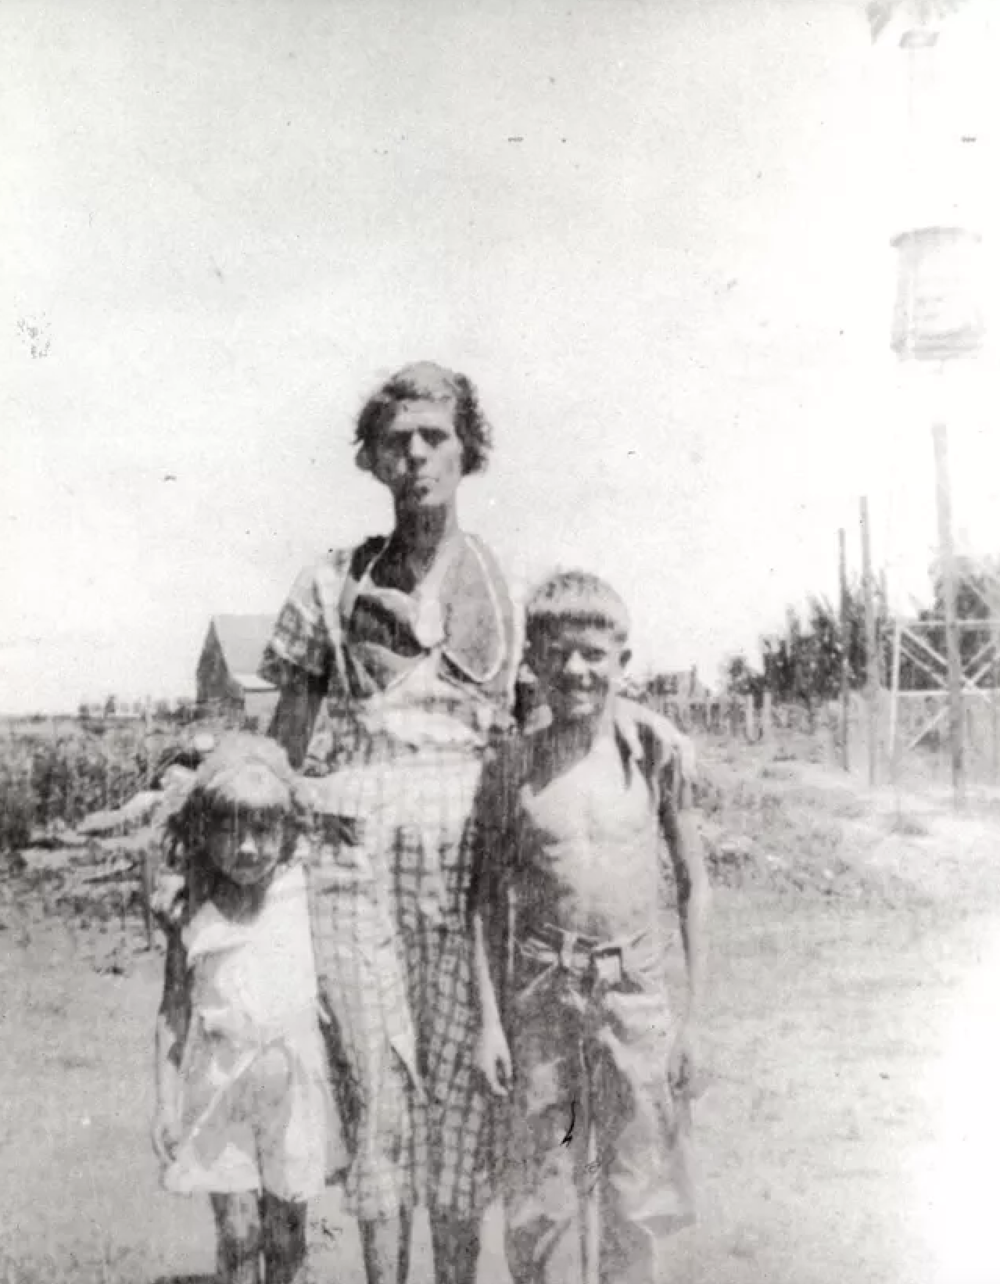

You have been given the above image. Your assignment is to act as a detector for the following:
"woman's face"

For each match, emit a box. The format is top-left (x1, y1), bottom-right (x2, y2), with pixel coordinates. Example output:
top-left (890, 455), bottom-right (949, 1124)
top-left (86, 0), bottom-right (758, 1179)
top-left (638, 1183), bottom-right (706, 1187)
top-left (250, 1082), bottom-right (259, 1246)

top-left (370, 399), bottom-right (464, 511)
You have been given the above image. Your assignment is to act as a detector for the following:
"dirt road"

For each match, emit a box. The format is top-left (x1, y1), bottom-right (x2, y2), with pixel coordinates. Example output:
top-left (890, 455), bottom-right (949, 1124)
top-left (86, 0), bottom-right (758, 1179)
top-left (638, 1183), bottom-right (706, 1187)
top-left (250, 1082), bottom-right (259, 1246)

top-left (3, 769), bottom-right (999, 1283)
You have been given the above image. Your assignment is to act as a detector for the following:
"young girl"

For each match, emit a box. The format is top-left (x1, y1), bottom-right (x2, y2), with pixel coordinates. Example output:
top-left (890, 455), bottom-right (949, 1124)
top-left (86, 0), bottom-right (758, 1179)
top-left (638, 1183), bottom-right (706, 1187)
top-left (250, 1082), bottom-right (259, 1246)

top-left (151, 735), bottom-right (345, 1284)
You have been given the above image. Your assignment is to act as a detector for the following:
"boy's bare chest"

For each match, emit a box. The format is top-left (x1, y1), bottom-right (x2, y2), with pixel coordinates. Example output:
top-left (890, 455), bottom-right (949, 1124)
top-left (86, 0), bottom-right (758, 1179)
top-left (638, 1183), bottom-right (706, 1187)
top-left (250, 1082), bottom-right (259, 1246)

top-left (518, 740), bottom-right (655, 853)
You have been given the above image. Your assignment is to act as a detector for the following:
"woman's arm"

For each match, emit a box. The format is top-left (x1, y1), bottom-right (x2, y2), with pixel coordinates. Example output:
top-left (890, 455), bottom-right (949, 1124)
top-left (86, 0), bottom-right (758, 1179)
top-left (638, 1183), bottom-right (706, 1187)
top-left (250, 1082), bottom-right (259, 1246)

top-left (260, 560), bottom-right (343, 768)
top-left (467, 751), bottom-right (516, 1096)
top-left (471, 901), bottom-right (513, 1098)
top-left (267, 671), bottom-right (327, 770)
top-left (471, 903), bottom-right (505, 1033)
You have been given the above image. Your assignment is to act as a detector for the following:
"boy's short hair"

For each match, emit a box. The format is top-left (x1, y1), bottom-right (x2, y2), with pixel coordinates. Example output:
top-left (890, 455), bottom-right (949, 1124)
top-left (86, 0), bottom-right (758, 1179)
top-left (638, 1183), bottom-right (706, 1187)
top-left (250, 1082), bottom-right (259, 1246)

top-left (168, 734), bottom-right (309, 873)
top-left (524, 570), bottom-right (631, 646)
top-left (354, 361), bottom-right (493, 476)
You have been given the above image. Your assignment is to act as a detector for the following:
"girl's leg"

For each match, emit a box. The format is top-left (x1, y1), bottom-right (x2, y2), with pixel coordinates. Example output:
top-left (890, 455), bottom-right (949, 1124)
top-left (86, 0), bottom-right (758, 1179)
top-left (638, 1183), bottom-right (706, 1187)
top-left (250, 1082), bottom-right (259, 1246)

top-left (359, 1207), bottom-right (413, 1284)
top-left (430, 1212), bottom-right (481, 1284)
top-left (261, 1193), bottom-right (308, 1284)
top-left (398, 1205), bottom-right (413, 1284)
top-left (211, 1192), bottom-right (262, 1284)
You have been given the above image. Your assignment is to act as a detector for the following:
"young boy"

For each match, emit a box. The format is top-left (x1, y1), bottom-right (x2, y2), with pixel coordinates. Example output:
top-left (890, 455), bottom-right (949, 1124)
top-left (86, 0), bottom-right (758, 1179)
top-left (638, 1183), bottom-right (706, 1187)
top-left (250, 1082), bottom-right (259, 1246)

top-left (151, 735), bottom-right (345, 1284)
top-left (471, 571), bottom-right (711, 1284)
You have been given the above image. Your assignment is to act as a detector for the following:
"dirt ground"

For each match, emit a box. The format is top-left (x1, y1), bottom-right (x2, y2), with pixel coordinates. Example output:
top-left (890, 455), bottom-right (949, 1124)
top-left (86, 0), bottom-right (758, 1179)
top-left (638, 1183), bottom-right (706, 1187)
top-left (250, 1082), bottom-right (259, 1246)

top-left (3, 748), bottom-right (1000, 1284)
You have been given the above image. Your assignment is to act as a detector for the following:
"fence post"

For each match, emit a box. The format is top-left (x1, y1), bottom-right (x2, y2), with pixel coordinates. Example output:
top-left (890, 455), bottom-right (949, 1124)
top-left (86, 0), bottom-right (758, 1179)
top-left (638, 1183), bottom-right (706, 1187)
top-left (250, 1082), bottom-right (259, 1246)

top-left (888, 619), bottom-right (902, 784)
top-left (839, 526), bottom-right (850, 771)
top-left (141, 848), bottom-right (155, 950)
top-left (861, 496), bottom-right (880, 786)
top-left (932, 422), bottom-right (965, 807)
top-left (761, 691), bottom-right (772, 740)
top-left (745, 694), bottom-right (755, 742)
top-left (993, 621), bottom-right (1000, 785)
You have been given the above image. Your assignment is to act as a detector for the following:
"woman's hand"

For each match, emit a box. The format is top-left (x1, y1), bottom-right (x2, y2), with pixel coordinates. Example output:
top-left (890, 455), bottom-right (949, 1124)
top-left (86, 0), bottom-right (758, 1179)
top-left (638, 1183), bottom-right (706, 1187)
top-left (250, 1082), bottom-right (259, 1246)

top-left (151, 1101), bottom-right (181, 1165)
top-left (668, 1022), bottom-right (705, 1100)
top-left (475, 1021), bottom-right (513, 1098)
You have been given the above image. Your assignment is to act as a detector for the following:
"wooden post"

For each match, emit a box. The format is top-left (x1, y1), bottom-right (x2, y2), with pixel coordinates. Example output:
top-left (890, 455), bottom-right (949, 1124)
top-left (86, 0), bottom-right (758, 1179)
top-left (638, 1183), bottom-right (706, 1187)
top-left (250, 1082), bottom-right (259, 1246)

top-left (932, 421), bottom-right (965, 807)
top-left (993, 615), bottom-right (1000, 786)
top-left (888, 619), bottom-right (903, 784)
top-left (987, 581), bottom-right (1000, 787)
top-left (762, 690), bottom-right (772, 740)
top-left (141, 847), bottom-right (155, 951)
top-left (860, 497), bottom-right (880, 786)
top-left (878, 571), bottom-right (889, 677)
top-left (745, 694), bottom-right (755, 742)
top-left (838, 527), bottom-right (850, 771)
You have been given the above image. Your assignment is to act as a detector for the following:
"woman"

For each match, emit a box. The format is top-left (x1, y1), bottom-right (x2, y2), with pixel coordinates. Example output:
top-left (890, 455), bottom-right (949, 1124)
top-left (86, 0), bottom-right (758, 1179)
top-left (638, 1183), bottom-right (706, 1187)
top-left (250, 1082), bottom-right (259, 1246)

top-left (260, 362), bottom-right (517, 1284)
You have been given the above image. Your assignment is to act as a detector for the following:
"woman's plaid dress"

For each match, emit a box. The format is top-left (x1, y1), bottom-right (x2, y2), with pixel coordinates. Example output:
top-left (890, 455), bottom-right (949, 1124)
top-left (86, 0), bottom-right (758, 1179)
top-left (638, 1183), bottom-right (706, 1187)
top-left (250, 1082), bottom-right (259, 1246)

top-left (260, 535), bottom-right (517, 1222)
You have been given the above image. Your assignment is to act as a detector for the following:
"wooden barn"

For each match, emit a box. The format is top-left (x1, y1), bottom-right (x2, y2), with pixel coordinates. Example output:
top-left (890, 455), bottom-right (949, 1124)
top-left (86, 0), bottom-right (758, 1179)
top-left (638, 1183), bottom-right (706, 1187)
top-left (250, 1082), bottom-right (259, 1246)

top-left (196, 615), bottom-right (279, 729)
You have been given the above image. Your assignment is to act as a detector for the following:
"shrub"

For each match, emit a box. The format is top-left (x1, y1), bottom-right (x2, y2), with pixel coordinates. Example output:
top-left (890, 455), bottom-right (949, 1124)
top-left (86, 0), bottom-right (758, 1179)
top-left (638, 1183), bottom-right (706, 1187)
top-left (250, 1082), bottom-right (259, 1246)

top-left (0, 772), bottom-right (33, 854)
top-left (0, 725), bottom-right (170, 851)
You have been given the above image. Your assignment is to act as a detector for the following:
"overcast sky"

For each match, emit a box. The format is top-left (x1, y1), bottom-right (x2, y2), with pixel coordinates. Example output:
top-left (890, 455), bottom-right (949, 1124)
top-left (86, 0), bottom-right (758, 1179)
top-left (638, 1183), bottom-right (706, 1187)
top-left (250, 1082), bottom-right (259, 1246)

top-left (2, 0), bottom-right (998, 712)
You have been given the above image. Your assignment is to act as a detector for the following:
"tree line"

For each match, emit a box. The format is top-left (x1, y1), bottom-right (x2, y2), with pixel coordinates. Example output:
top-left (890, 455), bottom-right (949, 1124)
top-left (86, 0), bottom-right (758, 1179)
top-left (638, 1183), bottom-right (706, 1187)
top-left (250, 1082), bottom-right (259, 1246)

top-left (723, 556), bottom-right (1000, 709)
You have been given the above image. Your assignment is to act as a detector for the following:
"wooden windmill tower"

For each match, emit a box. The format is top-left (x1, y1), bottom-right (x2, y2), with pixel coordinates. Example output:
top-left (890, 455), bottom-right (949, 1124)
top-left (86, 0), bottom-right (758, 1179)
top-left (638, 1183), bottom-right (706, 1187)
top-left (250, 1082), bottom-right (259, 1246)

top-left (871, 0), bottom-right (994, 804)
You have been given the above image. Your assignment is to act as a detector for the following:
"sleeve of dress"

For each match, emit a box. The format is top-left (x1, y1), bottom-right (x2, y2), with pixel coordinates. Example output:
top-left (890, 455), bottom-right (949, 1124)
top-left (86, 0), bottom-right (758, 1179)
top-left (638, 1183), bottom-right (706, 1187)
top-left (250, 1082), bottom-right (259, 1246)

top-left (261, 556), bottom-right (353, 767)
top-left (259, 562), bottom-right (335, 688)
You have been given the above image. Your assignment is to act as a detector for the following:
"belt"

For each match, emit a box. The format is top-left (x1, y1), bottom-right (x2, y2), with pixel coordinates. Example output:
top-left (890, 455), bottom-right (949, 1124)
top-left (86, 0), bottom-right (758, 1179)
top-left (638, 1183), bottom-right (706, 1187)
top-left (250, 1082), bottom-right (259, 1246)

top-left (518, 922), bottom-right (651, 981)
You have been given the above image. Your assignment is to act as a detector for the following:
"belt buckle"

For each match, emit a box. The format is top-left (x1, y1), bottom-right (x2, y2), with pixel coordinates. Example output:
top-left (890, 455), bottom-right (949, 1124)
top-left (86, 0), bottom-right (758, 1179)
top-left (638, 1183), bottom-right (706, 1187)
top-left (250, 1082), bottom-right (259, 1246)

top-left (590, 945), bottom-right (623, 987)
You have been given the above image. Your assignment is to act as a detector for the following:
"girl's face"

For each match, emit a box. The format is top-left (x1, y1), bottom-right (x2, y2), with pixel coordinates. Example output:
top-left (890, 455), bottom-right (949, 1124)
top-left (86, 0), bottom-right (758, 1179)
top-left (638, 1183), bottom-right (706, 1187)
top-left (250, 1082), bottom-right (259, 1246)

top-left (205, 809), bottom-right (284, 886)
top-left (369, 399), bottom-right (464, 511)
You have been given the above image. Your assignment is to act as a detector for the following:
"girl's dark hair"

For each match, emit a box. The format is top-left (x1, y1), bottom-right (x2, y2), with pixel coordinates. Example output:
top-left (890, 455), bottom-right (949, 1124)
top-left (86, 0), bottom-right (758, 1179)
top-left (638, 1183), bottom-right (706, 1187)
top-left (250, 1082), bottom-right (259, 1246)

top-left (354, 361), bottom-right (492, 476)
top-left (165, 734), bottom-right (310, 876)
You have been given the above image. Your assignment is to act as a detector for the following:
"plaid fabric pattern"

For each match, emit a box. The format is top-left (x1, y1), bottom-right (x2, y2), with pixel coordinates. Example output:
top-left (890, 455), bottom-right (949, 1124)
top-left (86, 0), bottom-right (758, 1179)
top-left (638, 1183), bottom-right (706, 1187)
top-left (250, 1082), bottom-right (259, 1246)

top-left (307, 748), bottom-right (495, 1221)
top-left (262, 539), bottom-right (518, 1221)
top-left (260, 538), bottom-right (516, 707)
top-left (259, 550), bottom-right (354, 685)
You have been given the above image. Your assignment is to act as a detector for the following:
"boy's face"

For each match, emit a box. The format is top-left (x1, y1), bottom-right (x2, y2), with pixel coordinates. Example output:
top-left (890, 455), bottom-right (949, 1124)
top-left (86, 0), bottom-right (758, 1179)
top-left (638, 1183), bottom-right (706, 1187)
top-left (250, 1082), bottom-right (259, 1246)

top-left (528, 623), bottom-right (629, 728)
top-left (205, 810), bottom-right (284, 887)
top-left (370, 399), bottom-right (464, 511)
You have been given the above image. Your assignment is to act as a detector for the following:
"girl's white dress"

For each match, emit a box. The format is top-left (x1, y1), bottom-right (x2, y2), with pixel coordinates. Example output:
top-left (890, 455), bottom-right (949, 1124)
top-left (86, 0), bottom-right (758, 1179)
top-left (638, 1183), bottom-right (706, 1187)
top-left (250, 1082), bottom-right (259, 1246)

top-left (163, 862), bottom-right (345, 1202)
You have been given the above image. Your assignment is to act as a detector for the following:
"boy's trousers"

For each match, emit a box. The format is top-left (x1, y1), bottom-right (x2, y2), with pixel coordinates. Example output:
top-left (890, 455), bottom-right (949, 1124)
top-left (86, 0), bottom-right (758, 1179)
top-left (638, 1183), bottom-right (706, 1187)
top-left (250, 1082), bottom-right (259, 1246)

top-left (503, 925), bottom-right (695, 1284)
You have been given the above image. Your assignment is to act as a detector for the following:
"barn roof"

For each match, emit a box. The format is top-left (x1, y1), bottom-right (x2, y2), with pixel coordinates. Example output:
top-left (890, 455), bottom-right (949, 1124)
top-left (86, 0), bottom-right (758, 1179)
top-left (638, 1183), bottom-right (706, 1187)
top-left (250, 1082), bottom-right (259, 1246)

top-left (210, 615), bottom-right (277, 686)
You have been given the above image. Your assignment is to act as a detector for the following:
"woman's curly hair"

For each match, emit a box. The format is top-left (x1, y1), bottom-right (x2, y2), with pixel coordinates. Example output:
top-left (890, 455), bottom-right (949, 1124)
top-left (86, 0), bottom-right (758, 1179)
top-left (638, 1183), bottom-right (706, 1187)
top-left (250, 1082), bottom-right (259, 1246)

top-left (354, 361), bottom-right (493, 476)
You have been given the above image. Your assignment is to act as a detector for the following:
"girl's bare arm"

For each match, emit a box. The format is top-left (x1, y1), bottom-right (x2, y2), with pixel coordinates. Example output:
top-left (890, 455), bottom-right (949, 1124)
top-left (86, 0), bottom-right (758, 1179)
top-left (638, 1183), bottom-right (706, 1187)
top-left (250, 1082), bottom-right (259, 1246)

top-left (154, 929), bottom-right (190, 1118)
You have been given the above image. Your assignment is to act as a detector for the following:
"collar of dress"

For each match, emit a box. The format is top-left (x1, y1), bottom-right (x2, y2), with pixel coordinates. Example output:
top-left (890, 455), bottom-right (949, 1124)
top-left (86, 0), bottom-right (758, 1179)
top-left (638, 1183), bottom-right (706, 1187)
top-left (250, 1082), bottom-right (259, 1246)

top-left (341, 531), bottom-right (508, 685)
